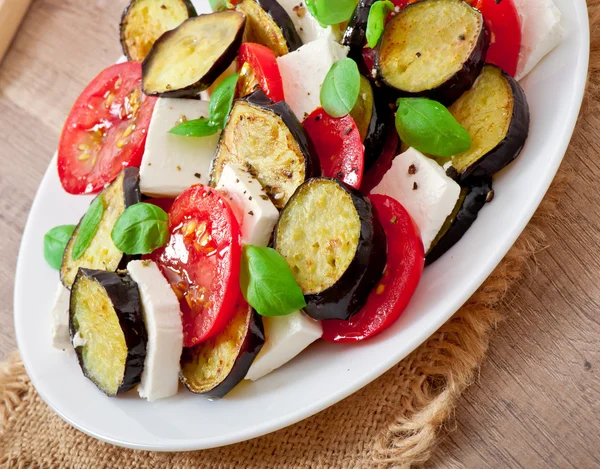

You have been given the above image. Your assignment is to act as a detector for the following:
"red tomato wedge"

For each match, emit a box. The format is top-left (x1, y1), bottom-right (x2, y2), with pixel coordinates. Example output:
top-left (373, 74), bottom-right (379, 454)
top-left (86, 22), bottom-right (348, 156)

top-left (470, 0), bottom-right (521, 77)
top-left (237, 43), bottom-right (285, 102)
top-left (154, 185), bottom-right (242, 347)
top-left (322, 195), bottom-right (424, 343)
top-left (58, 62), bottom-right (157, 195)
top-left (303, 108), bottom-right (364, 190)
top-left (360, 128), bottom-right (399, 195)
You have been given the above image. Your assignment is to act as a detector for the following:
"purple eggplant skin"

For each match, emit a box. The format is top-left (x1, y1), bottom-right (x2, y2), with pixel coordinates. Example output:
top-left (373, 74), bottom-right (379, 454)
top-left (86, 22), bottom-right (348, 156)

top-left (376, 2), bottom-right (490, 106)
top-left (70, 269), bottom-right (147, 396)
top-left (256, 0), bottom-right (303, 52)
top-left (426, 177), bottom-right (494, 265)
top-left (364, 85), bottom-right (394, 170)
top-left (245, 89), bottom-right (321, 179)
top-left (275, 178), bottom-right (387, 321)
top-left (342, 0), bottom-right (377, 64)
top-left (142, 12), bottom-right (246, 98)
top-left (120, 0), bottom-right (197, 61)
top-left (448, 68), bottom-right (530, 183)
top-left (180, 307), bottom-right (265, 399)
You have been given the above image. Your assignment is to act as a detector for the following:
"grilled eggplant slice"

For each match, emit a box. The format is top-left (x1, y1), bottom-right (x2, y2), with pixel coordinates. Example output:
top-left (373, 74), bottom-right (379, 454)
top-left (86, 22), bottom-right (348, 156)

top-left (426, 177), bottom-right (494, 264)
top-left (180, 302), bottom-right (264, 399)
top-left (142, 11), bottom-right (245, 97)
top-left (447, 65), bottom-right (530, 182)
top-left (70, 269), bottom-right (147, 396)
top-left (376, 0), bottom-right (489, 105)
top-left (274, 178), bottom-right (387, 320)
top-left (210, 90), bottom-right (319, 209)
top-left (120, 0), bottom-right (197, 62)
top-left (350, 76), bottom-right (393, 170)
top-left (236, 0), bottom-right (302, 57)
top-left (342, 0), bottom-right (377, 62)
top-left (60, 168), bottom-right (141, 289)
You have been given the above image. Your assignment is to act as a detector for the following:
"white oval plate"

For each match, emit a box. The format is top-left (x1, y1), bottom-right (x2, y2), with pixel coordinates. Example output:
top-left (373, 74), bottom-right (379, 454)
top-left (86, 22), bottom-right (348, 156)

top-left (14, 0), bottom-right (589, 451)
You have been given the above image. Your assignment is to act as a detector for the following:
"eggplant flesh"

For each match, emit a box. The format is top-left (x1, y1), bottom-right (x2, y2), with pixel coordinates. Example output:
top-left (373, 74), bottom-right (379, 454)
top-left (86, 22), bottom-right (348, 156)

top-left (236, 0), bottom-right (302, 57)
top-left (142, 11), bottom-right (246, 97)
top-left (376, 0), bottom-right (489, 106)
top-left (426, 177), bottom-right (494, 265)
top-left (70, 269), bottom-right (147, 396)
top-left (60, 168), bottom-right (141, 289)
top-left (120, 0), bottom-right (197, 62)
top-left (180, 303), bottom-right (264, 399)
top-left (447, 65), bottom-right (530, 182)
top-left (274, 178), bottom-right (387, 321)
top-left (210, 90), bottom-right (319, 209)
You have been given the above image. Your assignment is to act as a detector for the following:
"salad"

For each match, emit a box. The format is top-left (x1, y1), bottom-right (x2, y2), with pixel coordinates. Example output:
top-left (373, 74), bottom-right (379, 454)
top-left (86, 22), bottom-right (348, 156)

top-left (43, 0), bottom-right (563, 401)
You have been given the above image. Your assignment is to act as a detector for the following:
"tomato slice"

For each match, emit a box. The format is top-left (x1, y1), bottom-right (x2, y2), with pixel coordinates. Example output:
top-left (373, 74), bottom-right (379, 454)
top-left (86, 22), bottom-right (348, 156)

top-left (303, 108), bottom-right (364, 190)
top-left (360, 128), bottom-right (399, 195)
top-left (58, 62), bottom-right (157, 195)
top-left (322, 195), bottom-right (424, 343)
top-left (154, 185), bottom-right (242, 347)
top-left (470, 0), bottom-right (521, 77)
top-left (237, 43), bottom-right (285, 102)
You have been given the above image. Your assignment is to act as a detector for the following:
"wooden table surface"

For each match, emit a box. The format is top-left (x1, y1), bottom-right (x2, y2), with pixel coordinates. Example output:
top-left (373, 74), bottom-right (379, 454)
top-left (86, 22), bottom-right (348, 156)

top-left (0, 1), bottom-right (598, 467)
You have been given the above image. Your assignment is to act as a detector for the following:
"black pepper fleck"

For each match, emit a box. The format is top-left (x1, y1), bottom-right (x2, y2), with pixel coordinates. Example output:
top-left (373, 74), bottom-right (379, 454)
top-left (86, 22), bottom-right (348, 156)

top-left (416, 52), bottom-right (421, 58)
top-left (194, 173), bottom-right (201, 179)
top-left (248, 211), bottom-right (254, 216)
top-left (315, 114), bottom-right (321, 121)
top-left (408, 164), bottom-right (417, 175)
top-left (345, 127), bottom-right (353, 135)
top-left (459, 34), bottom-right (466, 41)
top-left (413, 182), bottom-right (418, 190)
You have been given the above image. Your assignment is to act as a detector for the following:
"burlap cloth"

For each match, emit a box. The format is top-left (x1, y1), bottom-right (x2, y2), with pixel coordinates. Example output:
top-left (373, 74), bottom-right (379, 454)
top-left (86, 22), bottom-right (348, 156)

top-left (1, 3), bottom-right (598, 467)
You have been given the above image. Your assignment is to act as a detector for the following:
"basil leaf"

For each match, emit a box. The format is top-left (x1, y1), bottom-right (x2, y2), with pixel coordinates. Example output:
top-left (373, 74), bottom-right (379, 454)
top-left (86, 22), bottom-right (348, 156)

top-left (320, 58), bottom-right (361, 118)
top-left (366, 0), bottom-right (394, 48)
top-left (209, 0), bottom-right (233, 11)
top-left (306, 0), bottom-right (357, 26)
top-left (72, 195), bottom-right (105, 260)
top-left (111, 203), bottom-right (169, 255)
top-left (169, 118), bottom-right (219, 137)
top-left (240, 246), bottom-right (306, 317)
top-left (395, 98), bottom-right (472, 157)
top-left (44, 225), bottom-right (76, 270)
top-left (208, 73), bottom-right (240, 130)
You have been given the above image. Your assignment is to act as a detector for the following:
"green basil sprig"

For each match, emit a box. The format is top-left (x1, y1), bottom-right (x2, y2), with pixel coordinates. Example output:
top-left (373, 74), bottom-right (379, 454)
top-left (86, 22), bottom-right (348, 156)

top-left (169, 73), bottom-right (239, 137)
top-left (111, 203), bottom-right (169, 255)
top-left (240, 246), bottom-right (306, 317)
top-left (320, 58), bottom-right (361, 118)
top-left (72, 195), bottom-right (105, 260)
top-left (44, 225), bottom-right (76, 270)
top-left (306, 0), bottom-right (357, 26)
top-left (366, 0), bottom-right (394, 48)
top-left (395, 98), bottom-right (472, 157)
top-left (209, 0), bottom-right (233, 11)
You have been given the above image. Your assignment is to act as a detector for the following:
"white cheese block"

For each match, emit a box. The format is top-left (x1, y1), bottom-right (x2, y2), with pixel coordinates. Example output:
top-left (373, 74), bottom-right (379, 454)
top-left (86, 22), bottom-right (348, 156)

top-left (216, 164), bottom-right (279, 247)
top-left (128, 260), bottom-right (183, 402)
top-left (372, 147), bottom-right (461, 252)
top-left (139, 98), bottom-right (220, 198)
top-left (50, 283), bottom-right (71, 351)
top-left (245, 311), bottom-right (322, 381)
top-left (200, 60), bottom-right (237, 101)
top-left (514, 0), bottom-right (565, 81)
top-left (277, 38), bottom-right (349, 121)
top-left (276, 0), bottom-right (337, 44)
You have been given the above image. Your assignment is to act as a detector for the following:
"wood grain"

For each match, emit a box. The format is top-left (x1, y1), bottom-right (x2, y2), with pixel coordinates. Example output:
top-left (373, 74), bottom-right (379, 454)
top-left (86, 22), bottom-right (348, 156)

top-left (0, 1), bottom-right (598, 467)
